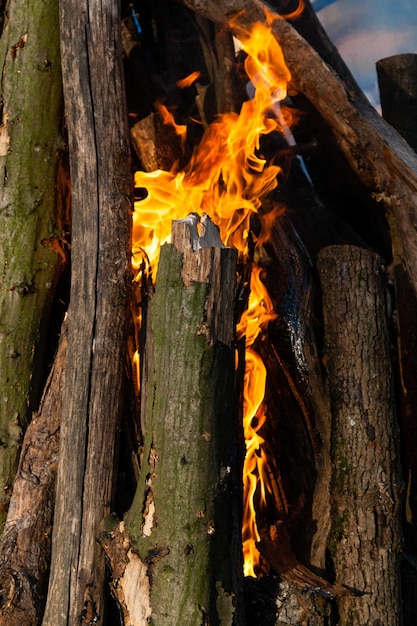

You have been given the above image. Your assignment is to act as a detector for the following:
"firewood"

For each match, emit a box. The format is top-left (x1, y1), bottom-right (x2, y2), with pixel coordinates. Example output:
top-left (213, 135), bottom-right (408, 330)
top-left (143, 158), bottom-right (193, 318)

top-left (120, 216), bottom-right (242, 625)
top-left (318, 245), bottom-right (402, 625)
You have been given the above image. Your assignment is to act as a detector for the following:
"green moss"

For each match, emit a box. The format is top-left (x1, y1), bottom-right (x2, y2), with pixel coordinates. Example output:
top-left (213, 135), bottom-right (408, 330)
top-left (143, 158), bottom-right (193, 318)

top-left (328, 510), bottom-right (348, 556)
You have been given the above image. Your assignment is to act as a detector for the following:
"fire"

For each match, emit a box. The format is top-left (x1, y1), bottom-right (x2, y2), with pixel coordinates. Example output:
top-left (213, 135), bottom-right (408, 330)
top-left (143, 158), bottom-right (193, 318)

top-left (177, 71), bottom-right (202, 88)
top-left (237, 267), bottom-right (277, 576)
top-left (132, 16), bottom-right (296, 578)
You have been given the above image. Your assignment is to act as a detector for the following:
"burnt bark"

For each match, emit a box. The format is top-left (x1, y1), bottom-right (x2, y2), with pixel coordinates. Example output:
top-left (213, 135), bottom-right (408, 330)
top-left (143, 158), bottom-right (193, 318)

top-left (318, 245), bottom-right (402, 625)
top-left (42, 1), bottom-right (132, 624)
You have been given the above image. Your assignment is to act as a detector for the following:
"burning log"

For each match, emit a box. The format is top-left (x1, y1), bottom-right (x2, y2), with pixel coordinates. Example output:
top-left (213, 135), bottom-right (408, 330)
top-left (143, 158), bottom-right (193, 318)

top-left (0, 320), bottom-right (66, 625)
top-left (103, 216), bottom-right (242, 625)
top-left (318, 245), bottom-right (402, 625)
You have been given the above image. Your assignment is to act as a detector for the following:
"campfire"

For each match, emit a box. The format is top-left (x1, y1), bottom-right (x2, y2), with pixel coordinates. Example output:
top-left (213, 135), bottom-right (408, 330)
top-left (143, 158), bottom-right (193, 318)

top-left (0, 0), bottom-right (414, 624)
top-left (131, 17), bottom-right (296, 580)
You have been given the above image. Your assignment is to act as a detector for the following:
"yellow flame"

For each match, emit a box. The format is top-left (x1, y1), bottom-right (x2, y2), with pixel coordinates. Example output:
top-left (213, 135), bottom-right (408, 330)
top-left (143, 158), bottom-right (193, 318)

top-left (132, 18), bottom-right (295, 578)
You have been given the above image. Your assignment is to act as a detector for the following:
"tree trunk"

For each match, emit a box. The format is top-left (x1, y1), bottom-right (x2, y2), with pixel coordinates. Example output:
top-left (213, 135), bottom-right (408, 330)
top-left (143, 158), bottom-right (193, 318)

top-left (0, 319), bottom-right (66, 625)
top-left (112, 217), bottom-right (243, 625)
top-left (318, 245), bottom-right (402, 625)
top-left (42, 1), bottom-right (131, 623)
top-left (0, 0), bottom-right (64, 525)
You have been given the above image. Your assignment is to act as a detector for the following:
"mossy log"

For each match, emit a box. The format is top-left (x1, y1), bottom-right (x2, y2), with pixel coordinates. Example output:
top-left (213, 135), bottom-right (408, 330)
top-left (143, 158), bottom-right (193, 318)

top-left (317, 245), bottom-right (402, 625)
top-left (113, 217), bottom-right (243, 625)
top-left (0, 0), bottom-right (64, 524)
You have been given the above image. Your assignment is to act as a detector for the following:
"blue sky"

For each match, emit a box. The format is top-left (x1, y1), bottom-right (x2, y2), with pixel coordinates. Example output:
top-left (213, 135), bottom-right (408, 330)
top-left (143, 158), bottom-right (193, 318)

top-left (312, 0), bottom-right (417, 107)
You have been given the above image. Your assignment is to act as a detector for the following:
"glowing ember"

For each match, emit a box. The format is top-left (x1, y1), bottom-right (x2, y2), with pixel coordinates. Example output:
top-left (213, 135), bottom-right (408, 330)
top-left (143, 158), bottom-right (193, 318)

top-left (132, 16), bottom-right (295, 578)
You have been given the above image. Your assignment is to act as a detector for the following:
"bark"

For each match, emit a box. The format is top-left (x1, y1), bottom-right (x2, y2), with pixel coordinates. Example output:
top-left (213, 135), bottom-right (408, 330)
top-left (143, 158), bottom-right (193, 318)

top-left (0, 319), bottom-right (66, 625)
top-left (0, 0), bottom-right (64, 525)
top-left (42, 1), bottom-right (131, 624)
top-left (113, 217), bottom-right (242, 625)
top-left (177, 0), bottom-right (417, 301)
top-left (317, 245), bottom-right (402, 626)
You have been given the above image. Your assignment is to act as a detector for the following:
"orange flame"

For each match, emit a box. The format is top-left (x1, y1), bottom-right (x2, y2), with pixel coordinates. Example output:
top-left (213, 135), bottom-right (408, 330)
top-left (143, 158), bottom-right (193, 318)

top-left (237, 266), bottom-right (277, 576)
top-left (177, 70), bottom-right (201, 88)
top-left (132, 19), bottom-right (295, 578)
top-left (155, 101), bottom-right (188, 150)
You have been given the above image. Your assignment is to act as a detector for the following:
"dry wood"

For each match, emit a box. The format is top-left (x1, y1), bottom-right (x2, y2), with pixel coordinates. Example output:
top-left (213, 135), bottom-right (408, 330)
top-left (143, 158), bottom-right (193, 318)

top-left (0, 321), bottom-right (66, 625)
top-left (177, 0), bottom-right (417, 301)
top-left (318, 245), bottom-right (402, 625)
top-left (42, 1), bottom-right (131, 623)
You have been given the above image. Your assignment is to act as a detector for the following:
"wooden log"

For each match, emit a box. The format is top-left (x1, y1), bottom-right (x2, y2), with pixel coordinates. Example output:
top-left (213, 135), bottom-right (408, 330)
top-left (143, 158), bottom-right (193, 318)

top-left (176, 0), bottom-right (417, 301)
top-left (42, 1), bottom-right (132, 623)
top-left (113, 216), bottom-right (242, 625)
top-left (377, 54), bottom-right (417, 153)
top-left (0, 320), bottom-right (66, 625)
top-left (0, 0), bottom-right (64, 525)
top-left (317, 245), bottom-right (402, 625)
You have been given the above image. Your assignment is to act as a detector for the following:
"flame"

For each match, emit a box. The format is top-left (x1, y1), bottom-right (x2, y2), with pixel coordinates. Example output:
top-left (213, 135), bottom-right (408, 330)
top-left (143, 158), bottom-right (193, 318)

top-left (177, 71), bottom-right (201, 88)
top-left (237, 266), bottom-right (277, 576)
top-left (132, 17), bottom-right (297, 578)
top-left (155, 101), bottom-right (188, 150)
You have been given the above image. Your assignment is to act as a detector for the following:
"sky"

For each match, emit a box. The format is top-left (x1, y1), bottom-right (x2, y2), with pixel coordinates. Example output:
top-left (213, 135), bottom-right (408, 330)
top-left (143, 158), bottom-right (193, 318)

top-left (312, 0), bottom-right (417, 108)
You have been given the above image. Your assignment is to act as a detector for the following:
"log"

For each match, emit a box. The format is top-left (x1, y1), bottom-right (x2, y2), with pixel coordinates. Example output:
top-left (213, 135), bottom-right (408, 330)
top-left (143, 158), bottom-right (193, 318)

top-left (0, 319), bottom-right (66, 625)
top-left (0, 0), bottom-right (64, 524)
top-left (42, 0), bottom-right (132, 623)
top-left (377, 54), bottom-right (417, 153)
top-left (112, 216), bottom-right (242, 625)
top-left (317, 245), bottom-right (402, 625)
top-left (177, 0), bottom-right (417, 301)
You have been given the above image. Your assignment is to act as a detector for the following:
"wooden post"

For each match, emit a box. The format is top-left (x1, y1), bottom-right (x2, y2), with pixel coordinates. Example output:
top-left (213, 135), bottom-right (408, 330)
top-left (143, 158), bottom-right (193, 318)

top-left (0, 0), bottom-right (64, 524)
top-left (106, 216), bottom-right (242, 625)
top-left (42, 0), bottom-right (131, 623)
top-left (317, 245), bottom-right (402, 625)
top-left (377, 54), bottom-right (417, 153)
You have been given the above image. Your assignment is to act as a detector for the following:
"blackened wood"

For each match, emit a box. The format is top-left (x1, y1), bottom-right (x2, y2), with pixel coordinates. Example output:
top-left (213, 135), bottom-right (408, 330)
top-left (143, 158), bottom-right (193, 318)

top-left (0, 321), bottom-right (66, 625)
top-left (42, 1), bottom-right (131, 624)
top-left (122, 218), bottom-right (242, 625)
top-left (377, 54), bottom-right (417, 153)
top-left (318, 245), bottom-right (402, 625)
